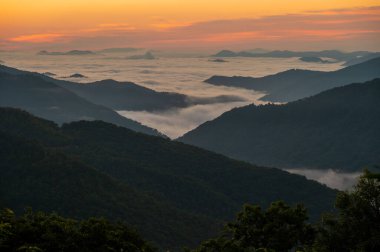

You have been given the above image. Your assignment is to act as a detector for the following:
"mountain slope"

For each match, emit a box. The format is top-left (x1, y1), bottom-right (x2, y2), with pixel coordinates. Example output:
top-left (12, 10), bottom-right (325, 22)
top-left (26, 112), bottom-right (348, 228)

top-left (0, 71), bottom-right (161, 136)
top-left (205, 57), bottom-right (380, 102)
top-left (179, 79), bottom-right (380, 171)
top-left (58, 79), bottom-right (190, 111)
top-left (0, 110), bottom-right (220, 250)
top-left (212, 49), bottom-right (376, 62)
top-left (0, 64), bottom-right (245, 112)
top-left (0, 108), bottom-right (337, 225)
top-left (56, 79), bottom-right (245, 111)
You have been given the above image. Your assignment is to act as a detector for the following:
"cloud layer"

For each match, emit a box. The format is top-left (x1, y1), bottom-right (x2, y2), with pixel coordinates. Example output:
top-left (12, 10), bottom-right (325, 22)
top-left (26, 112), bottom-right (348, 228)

top-left (118, 102), bottom-right (250, 139)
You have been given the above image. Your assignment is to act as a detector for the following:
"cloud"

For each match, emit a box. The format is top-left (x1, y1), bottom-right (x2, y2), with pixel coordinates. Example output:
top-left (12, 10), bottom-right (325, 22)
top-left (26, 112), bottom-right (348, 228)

top-left (152, 21), bottom-right (192, 30)
top-left (118, 102), bottom-right (250, 139)
top-left (8, 33), bottom-right (65, 43)
top-left (84, 23), bottom-right (136, 33)
top-left (164, 8), bottom-right (380, 42)
top-left (4, 5), bottom-right (380, 50)
top-left (285, 168), bottom-right (361, 190)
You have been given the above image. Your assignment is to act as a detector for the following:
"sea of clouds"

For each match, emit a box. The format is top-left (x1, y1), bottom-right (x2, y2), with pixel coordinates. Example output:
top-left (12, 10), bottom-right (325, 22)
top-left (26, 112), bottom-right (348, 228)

top-left (1, 51), bottom-right (354, 188)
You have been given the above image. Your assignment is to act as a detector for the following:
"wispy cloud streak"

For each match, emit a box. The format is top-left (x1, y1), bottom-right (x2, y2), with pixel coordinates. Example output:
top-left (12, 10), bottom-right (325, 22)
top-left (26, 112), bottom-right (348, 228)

top-left (3, 6), bottom-right (380, 50)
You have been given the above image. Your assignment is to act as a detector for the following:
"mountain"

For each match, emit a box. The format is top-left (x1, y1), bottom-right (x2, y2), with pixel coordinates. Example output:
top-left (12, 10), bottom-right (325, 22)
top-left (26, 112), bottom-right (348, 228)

top-left (127, 51), bottom-right (155, 60)
top-left (0, 64), bottom-right (245, 112)
top-left (37, 50), bottom-right (95, 56)
top-left (212, 50), bottom-right (238, 57)
top-left (209, 58), bottom-right (228, 63)
top-left (299, 57), bottom-right (334, 63)
top-left (205, 57), bottom-right (380, 102)
top-left (63, 73), bottom-right (87, 78)
top-left (178, 79), bottom-right (380, 171)
top-left (0, 108), bottom-right (337, 247)
top-left (0, 70), bottom-right (161, 136)
top-left (245, 48), bottom-right (269, 54)
top-left (343, 52), bottom-right (380, 66)
top-left (42, 72), bottom-right (56, 76)
top-left (98, 47), bottom-right (142, 53)
top-left (212, 49), bottom-right (377, 62)
top-left (0, 110), bottom-right (218, 250)
top-left (59, 79), bottom-right (189, 111)
top-left (58, 79), bottom-right (245, 111)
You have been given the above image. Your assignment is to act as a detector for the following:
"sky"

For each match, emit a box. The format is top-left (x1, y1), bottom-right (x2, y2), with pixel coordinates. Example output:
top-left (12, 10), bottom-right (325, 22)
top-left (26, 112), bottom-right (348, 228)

top-left (1, 0), bottom-right (380, 51)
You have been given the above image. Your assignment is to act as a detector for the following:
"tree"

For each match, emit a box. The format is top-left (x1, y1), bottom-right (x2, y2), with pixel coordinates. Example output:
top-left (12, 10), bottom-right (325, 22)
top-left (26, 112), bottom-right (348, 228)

top-left (193, 201), bottom-right (314, 252)
top-left (0, 208), bottom-right (155, 252)
top-left (314, 170), bottom-right (380, 251)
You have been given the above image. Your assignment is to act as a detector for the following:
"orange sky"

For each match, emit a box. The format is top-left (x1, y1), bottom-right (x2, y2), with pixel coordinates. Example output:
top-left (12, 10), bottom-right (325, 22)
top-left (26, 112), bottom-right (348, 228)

top-left (1, 0), bottom-right (380, 51)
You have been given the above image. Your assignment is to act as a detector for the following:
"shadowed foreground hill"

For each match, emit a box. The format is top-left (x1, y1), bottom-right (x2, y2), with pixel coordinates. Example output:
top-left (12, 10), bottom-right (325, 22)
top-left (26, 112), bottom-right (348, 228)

top-left (179, 79), bottom-right (380, 171)
top-left (0, 110), bottom-right (218, 250)
top-left (0, 108), bottom-right (337, 249)
top-left (205, 57), bottom-right (380, 102)
top-left (0, 71), bottom-right (161, 136)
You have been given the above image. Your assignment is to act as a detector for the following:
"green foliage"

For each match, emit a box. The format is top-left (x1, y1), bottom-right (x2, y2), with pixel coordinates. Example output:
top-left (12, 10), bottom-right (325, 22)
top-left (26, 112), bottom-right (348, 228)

top-left (0, 208), bottom-right (155, 252)
top-left (0, 129), bottom-right (218, 250)
top-left (193, 201), bottom-right (314, 252)
top-left (314, 170), bottom-right (380, 251)
top-left (0, 107), bottom-right (336, 249)
top-left (192, 171), bottom-right (380, 252)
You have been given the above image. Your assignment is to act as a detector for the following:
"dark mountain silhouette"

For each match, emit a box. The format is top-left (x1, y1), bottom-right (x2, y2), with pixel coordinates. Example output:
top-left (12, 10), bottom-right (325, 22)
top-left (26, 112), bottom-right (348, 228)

top-left (42, 72), bottom-right (56, 76)
top-left (65, 73), bottom-right (87, 78)
top-left (37, 50), bottom-right (95, 56)
top-left (59, 79), bottom-right (190, 111)
top-left (0, 110), bottom-right (218, 250)
top-left (127, 51), bottom-right (155, 60)
top-left (205, 57), bottom-right (380, 102)
top-left (246, 48), bottom-right (269, 54)
top-left (343, 52), bottom-right (380, 66)
top-left (57, 79), bottom-right (246, 111)
top-left (98, 47), bottom-right (142, 53)
top-left (209, 58), bottom-right (228, 63)
top-left (212, 49), bottom-right (378, 63)
top-left (0, 64), bottom-right (245, 112)
top-left (213, 50), bottom-right (237, 57)
top-left (178, 79), bottom-right (380, 171)
top-left (299, 57), bottom-right (334, 63)
top-left (0, 71), bottom-right (161, 136)
top-left (0, 108), bottom-right (337, 247)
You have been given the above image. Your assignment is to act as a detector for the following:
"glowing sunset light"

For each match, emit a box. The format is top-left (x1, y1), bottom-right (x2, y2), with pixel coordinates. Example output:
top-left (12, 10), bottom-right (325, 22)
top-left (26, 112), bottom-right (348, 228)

top-left (8, 33), bottom-right (65, 43)
top-left (1, 0), bottom-right (379, 50)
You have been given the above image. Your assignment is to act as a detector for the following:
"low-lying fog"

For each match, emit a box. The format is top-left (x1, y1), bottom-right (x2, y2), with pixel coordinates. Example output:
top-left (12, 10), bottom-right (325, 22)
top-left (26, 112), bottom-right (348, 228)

top-left (0, 51), bottom-right (343, 138)
top-left (286, 168), bottom-right (361, 190)
top-left (2, 51), bottom-right (357, 189)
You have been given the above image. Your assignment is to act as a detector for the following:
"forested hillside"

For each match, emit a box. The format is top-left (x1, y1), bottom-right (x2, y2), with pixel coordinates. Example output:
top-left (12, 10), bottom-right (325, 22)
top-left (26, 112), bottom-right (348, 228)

top-left (0, 107), bottom-right (338, 249)
top-left (179, 79), bottom-right (380, 171)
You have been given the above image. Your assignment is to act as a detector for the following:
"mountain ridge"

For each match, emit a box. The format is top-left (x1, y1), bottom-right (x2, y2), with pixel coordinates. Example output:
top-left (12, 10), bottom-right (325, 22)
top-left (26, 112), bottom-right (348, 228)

top-left (0, 107), bottom-right (337, 227)
top-left (0, 70), bottom-right (162, 136)
top-left (179, 78), bottom-right (380, 171)
top-left (0, 64), bottom-right (246, 112)
top-left (212, 49), bottom-right (378, 63)
top-left (205, 56), bottom-right (380, 102)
